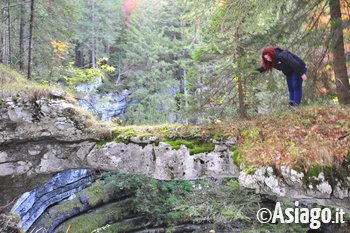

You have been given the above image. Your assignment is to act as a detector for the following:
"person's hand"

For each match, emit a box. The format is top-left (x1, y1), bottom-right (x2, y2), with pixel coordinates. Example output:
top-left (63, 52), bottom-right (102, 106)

top-left (301, 73), bottom-right (307, 81)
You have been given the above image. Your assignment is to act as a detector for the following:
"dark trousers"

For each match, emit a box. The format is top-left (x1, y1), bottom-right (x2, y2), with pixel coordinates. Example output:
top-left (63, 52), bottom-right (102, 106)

top-left (286, 72), bottom-right (303, 106)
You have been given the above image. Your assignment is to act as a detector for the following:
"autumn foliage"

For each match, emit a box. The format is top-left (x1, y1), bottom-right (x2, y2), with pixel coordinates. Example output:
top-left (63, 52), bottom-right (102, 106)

top-left (234, 106), bottom-right (350, 172)
top-left (51, 40), bottom-right (68, 60)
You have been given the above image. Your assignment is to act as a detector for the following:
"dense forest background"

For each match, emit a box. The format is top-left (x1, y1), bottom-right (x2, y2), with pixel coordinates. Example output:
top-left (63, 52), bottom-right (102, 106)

top-left (0, 0), bottom-right (349, 125)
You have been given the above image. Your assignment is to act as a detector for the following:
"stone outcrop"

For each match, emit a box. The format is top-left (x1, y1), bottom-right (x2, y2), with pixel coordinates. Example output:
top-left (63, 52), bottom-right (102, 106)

top-left (238, 166), bottom-right (350, 212)
top-left (0, 97), bottom-right (237, 207)
top-left (87, 141), bottom-right (237, 180)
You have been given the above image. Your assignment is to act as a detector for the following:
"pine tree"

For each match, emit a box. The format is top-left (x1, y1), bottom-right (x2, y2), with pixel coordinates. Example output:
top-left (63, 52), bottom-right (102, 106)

top-left (122, 0), bottom-right (186, 124)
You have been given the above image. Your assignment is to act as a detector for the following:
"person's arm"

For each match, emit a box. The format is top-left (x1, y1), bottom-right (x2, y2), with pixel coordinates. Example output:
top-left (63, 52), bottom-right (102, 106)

top-left (256, 66), bottom-right (266, 73)
top-left (255, 59), bottom-right (267, 73)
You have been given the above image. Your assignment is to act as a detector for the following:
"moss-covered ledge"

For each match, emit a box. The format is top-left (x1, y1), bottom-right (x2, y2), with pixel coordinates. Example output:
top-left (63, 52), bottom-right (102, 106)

top-left (95, 123), bottom-right (239, 155)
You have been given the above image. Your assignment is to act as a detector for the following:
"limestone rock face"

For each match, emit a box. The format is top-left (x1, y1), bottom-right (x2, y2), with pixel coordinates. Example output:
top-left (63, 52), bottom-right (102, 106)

top-left (238, 167), bottom-right (350, 212)
top-left (11, 169), bottom-right (94, 231)
top-left (0, 97), bottom-right (238, 207)
top-left (87, 142), bottom-right (237, 180)
top-left (0, 98), bottom-right (96, 144)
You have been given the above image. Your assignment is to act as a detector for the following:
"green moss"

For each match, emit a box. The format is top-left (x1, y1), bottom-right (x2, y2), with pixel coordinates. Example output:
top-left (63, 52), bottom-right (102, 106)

top-left (96, 139), bottom-right (110, 148)
top-left (121, 128), bottom-right (137, 137)
top-left (305, 165), bottom-right (322, 179)
top-left (231, 147), bottom-right (244, 167)
top-left (114, 137), bottom-right (130, 144)
top-left (43, 198), bottom-right (81, 229)
top-left (304, 158), bottom-right (350, 188)
top-left (163, 139), bottom-right (193, 150)
top-left (165, 228), bottom-right (175, 233)
top-left (57, 202), bottom-right (129, 233)
top-left (111, 129), bottom-right (120, 138)
top-left (97, 126), bottom-right (216, 154)
top-left (55, 198), bottom-right (81, 215)
top-left (137, 133), bottom-right (153, 140)
top-left (84, 183), bottom-right (107, 206)
top-left (11, 94), bottom-right (20, 103)
top-left (183, 131), bottom-right (193, 137)
top-left (212, 131), bottom-right (224, 141)
top-left (95, 128), bottom-right (130, 147)
top-left (0, 99), bottom-right (6, 108)
top-left (163, 138), bottom-right (215, 155)
top-left (159, 127), bottom-right (171, 137)
top-left (189, 142), bottom-right (215, 155)
top-left (243, 165), bottom-right (257, 175)
top-left (230, 147), bottom-right (257, 174)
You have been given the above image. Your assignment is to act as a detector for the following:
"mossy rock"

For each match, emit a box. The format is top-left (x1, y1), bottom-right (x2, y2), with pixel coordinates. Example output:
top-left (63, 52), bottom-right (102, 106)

top-left (96, 126), bottom-right (216, 155)
top-left (0, 99), bottom-right (6, 108)
top-left (56, 201), bottom-right (132, 233)
top-left (163, 138), bottom-right (215, 155)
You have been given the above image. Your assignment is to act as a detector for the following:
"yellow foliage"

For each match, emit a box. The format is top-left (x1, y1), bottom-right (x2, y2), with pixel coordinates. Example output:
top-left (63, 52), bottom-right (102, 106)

top-left (97, 58), bottom-right (116, 74)
top-left (324, 64), bottom-right (332, 71)
top-left (51, 40), bottom-right (68, 59)
top-left (332, 96), bottom-right (339, 104)
top-left (331, 73), bottom-right (336, 82)
top-left (96, 57), bottom-right (108, 66)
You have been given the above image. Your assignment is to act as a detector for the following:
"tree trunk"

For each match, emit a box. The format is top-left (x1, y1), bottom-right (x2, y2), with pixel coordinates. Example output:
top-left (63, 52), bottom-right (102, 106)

top-left (0, 7), bottom-right (5, 64)
top-left (235, 28), bottom-right (247, 119)
top-left (7, 1), bottom-right (12, 66)
top-left (329, 0), bottom-right (350, 104)
top-left (74, 41), bottom-right (83, 67)
top-left (19, 0), bottom-right (26, 72)
top-left (27, 0), bottom-right (35, 79)
top-left (183, 72), bottom-right (188, 112)
top-left (237, 75), bottom-right (247, 118)
top-left (0, 33), bottom-right (2, 63)
top-left (91, 0), bottom-right (96, 68)
top-left (1, 5), bottom-right (9, 65)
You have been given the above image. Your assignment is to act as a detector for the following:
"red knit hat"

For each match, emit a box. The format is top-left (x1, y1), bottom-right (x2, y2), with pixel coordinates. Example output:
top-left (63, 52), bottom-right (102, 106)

top-left (262, 47), bottom-right (276, 71)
